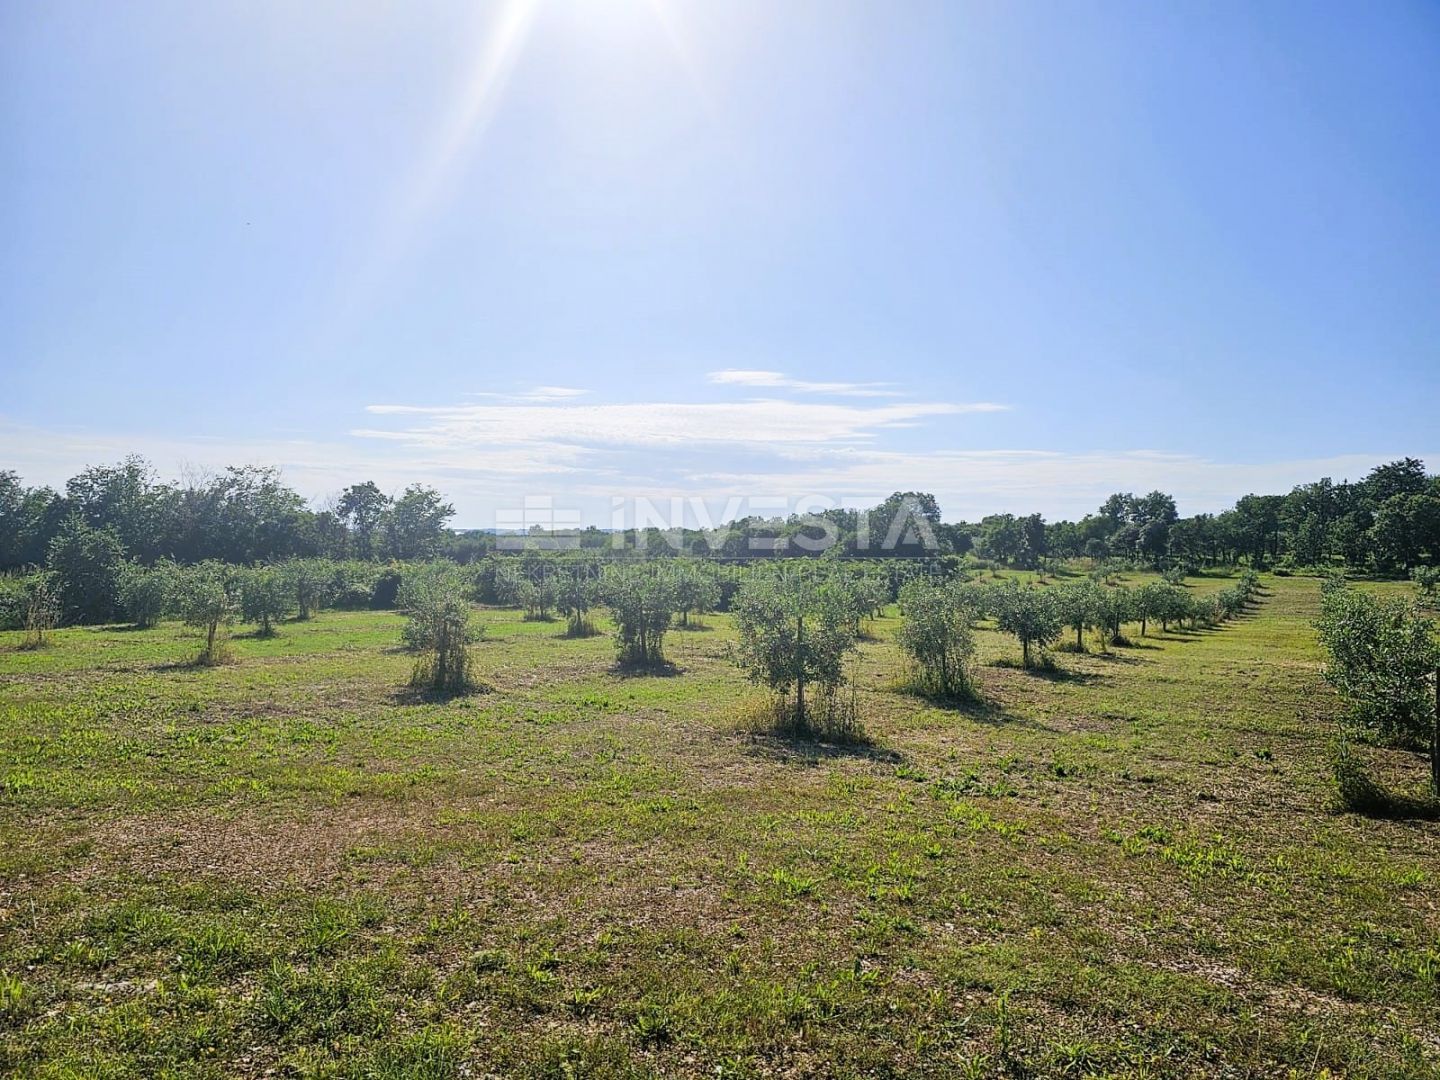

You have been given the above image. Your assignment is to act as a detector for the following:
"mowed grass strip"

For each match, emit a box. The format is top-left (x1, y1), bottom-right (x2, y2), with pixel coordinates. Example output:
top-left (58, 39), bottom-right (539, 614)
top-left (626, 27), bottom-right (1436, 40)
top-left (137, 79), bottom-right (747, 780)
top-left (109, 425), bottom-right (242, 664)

top-left (0, 572), bottom-right (1436, 1077)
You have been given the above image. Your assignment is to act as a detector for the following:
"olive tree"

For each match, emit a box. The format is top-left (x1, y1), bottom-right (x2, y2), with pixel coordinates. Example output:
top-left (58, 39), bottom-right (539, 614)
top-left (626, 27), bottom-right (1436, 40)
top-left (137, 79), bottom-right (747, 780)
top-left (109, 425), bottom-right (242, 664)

top-left (283, 558), bottom-right (333, 620)
top-left (601, 564), bottom-right (677, 667)
top-left (896, 577), bottom-right (977, 698)
top-left (732, 571), bottom-right (858, 731)
top-left (988, 582), bottom-right (1063, 668)
top-left (171, 562), bottom-right (237, 665)
top-left (672, 562), bottom-right (721, 628)
top-left (556, 569), bottom-right (599, 637)
top-left (1315, 583), bottom-right (1438, 776)
top-left (117, 560), bottom-right (174, 628)
top-left (399, 565), bottom-right (482, 695)
top-left (239, 565), bottom-right (291, 637)
top-left (1096, 585), bottom-right (1136, 645)
top-left (1055, 581), bottom-right (1104, 651)
top-left (19, 573), bottom-right (59, 649)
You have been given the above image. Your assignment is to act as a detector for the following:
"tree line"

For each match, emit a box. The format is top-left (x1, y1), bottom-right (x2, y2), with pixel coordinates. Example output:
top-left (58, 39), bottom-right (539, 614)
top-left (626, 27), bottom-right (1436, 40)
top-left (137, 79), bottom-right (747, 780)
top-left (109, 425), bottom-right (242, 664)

top-left (2, 455), bottom-right (1437, 627)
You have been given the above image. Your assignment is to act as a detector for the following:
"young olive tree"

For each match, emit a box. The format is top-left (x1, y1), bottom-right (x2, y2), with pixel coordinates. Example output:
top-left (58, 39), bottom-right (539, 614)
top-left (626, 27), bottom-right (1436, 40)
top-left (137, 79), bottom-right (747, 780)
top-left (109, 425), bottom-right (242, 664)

top-left (1316, 583), bottom-right (1439, 776)
top-left (896, 578), bottom-right (977, 698)
top-left (1096, 585), bottom-right (1136, 646)
top-left (20, 573), bottom-right (59, 649)
top-left (988, 582), bottom-right (1063, 668)
top-left (283, 558), bottom-right (333, 620)
top-left (1055, 581), bottom-right (1104, 651)
top-left (1134, 582), bottom-right (1170, 636)
top-left (117, 560), bottom-right (174, 629)
top-left (1412, 566), bottom-right (1440, 609)
top-left (239, 565), bottom-right (291, 637)
top-left (171, 562), bottom-right (237, 665)
top-left (732, 571), bottom-right (859, 732)
top-left (673, 563), bottom-right (721, 628)
top-left (400, 565), bottom-right (482, 695)
top-left (556, 569), bottom-right (599, 637)
top-left (601, 564), bottom-right (678, 667)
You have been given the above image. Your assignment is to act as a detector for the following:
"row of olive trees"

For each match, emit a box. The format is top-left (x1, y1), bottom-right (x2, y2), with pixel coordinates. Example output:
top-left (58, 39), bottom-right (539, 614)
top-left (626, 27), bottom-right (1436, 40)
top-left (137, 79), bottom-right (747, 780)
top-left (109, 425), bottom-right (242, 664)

top-left (892, 570), bottom-right (1265, 692)
top-left (1315, 577), bottom-right (1439, 801)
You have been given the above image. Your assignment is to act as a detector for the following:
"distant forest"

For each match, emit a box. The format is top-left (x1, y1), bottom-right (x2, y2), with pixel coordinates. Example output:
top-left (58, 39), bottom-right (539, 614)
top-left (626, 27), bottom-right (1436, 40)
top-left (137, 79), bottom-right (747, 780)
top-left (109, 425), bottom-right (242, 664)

top-left (2, 455), bottom-right (1438, 574)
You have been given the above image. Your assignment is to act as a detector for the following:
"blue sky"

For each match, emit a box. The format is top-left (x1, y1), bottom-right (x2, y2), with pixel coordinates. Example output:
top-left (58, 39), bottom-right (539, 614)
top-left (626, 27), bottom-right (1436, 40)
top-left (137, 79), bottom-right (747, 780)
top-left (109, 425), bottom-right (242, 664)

top-left (3, 0), bottom-right (1438, 527)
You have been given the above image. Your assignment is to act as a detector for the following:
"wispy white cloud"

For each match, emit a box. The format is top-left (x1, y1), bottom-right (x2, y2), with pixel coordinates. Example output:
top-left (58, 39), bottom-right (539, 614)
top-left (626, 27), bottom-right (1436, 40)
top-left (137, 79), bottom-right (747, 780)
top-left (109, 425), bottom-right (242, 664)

top-left (707, 369), bottom-right (914, 399)
top-left (358, 397), bottom-right (986, 449)
top-left (463, 385), bottom-right (591, 403)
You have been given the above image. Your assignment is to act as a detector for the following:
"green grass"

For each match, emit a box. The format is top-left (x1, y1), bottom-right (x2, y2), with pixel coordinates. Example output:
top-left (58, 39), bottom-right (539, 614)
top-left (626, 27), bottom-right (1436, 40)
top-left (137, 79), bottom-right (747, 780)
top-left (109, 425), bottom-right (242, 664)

top-left (0, 572), bottom-right (1436, 1077)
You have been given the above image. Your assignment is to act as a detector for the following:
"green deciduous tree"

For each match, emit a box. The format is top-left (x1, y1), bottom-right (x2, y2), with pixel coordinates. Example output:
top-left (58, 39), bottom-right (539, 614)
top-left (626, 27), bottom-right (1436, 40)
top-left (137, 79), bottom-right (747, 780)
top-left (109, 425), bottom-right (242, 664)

top-left (1055, 581), bottom-right (1104, 651)
top-left (46, 515), bottom-right (126, 624)
top-left (117, 560), bottom-right (175, 628)
top-left (672, 562), bottom-right (721, 627)
top-left (1316, 582), bottom-right (1438, 760)
top-left (384, 486), bottom-right (455, 560)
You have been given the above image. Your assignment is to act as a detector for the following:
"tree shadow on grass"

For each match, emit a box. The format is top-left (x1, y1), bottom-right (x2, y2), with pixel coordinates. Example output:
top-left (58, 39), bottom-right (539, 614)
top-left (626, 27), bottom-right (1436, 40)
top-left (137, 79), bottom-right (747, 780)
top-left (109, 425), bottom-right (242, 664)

top-left (392, 682), bottom-right (493, 706)
top-left (742, 728), bottom-right (902, 768)
top-left (610, 659), bottom-right (684, 679)
top-left (990, 658), bottom-right (1103, 685)
top-left (1086, 651), bottom-right (1150, 666)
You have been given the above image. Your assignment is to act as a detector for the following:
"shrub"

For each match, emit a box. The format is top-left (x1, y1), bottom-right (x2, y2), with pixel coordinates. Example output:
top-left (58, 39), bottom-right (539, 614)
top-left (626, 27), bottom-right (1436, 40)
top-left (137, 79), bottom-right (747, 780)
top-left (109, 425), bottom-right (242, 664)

top-left (399, 565), bottom-right (482, 695)
top-left (732, 570), bottom-right (859, 734)
top-left (896, 578), bottom-right (977, 698)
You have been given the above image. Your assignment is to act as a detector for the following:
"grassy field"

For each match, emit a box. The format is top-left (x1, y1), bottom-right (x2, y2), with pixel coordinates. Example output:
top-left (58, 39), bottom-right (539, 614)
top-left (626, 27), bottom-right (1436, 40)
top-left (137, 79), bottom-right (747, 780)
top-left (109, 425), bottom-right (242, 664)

top-left (1, 571), bottom-right (1437, 1078)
